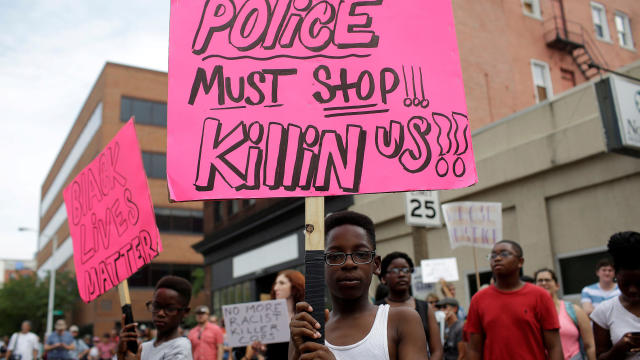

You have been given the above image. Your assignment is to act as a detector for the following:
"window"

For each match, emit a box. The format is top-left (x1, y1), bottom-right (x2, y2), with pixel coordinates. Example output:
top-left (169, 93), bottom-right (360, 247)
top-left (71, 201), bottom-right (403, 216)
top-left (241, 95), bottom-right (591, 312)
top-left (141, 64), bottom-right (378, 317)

top-left (615, 12), bottom-right (634, 49)
top-left (531, 60), bottom-right (553, 103)
top-left (120, 97), bottom-right (167, 126)
top-left (558, 250), bottom-right (609, 295)
top-left (522, 0), bottom-right (541, 19)
top-left (214, 202), bottom-right (223, 222)
top-left (155, 208), bottom-right (203, 233)
top-left (591, 2), bottom-right (610, 41)
top-left (560, 68), bottom-right (576, 87)
top-left (141, 152), bottom-right (166, 179)
top-left (227, 200), bottom-right (240, 216)
top-left (243, 199), bottom-right (257, 208)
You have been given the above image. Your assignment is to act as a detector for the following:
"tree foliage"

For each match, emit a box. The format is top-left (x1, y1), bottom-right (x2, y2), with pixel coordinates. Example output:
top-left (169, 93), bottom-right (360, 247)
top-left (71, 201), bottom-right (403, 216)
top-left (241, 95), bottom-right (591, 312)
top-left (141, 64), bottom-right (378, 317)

top-left (0, 271), bottom-right (79, 337)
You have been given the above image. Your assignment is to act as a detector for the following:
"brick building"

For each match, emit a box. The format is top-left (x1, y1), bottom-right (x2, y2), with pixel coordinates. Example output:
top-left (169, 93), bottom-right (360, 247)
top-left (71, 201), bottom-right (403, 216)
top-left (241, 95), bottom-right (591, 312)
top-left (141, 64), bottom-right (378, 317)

top-left (36, 63), bottom-right (206, 336)
top-left (193, 0), bottom-right (640, 312)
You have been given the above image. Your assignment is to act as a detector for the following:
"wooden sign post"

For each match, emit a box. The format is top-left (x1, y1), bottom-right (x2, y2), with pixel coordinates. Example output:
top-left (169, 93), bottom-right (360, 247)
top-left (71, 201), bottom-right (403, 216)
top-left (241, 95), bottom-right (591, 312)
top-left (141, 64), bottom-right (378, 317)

top-left (304, 197), bottom-right (325, 343)
top-left (117, 280), bottom-right (138, 354)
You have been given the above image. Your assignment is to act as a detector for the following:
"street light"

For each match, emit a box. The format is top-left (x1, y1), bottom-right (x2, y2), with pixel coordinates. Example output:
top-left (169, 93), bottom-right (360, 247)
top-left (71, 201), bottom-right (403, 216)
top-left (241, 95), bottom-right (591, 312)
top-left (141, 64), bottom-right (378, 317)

top-left (18, 227), bottom-right (57, 337)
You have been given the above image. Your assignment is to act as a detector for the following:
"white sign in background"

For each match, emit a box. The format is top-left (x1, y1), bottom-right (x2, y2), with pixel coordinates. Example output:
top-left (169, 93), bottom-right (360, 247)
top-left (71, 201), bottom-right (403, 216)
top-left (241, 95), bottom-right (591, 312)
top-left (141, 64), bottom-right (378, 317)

top-left (412, 266), bottom-right (435, 299)
top-left (610, 75), bottom-right (640, 150)
top-left (421, 258), bottom-right (459, 284)
top-left (405, 191), bottom-right (442, 227)
top-left (442, 202), bottom-right (502, 249)
top-left (222, 299), bottom-right (290, 348)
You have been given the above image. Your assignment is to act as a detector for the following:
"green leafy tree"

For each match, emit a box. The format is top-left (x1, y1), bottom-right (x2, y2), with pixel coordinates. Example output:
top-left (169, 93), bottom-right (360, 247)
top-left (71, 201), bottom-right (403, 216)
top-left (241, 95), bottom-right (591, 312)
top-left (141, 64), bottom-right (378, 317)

top-left (0, 271), bottom-right (79, 337)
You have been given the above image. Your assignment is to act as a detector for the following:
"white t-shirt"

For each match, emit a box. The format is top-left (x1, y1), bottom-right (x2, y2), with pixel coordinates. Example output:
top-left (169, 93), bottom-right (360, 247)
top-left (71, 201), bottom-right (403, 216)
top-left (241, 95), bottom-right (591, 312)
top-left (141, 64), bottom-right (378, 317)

top-left (8, 332), bottom-right (39, 360)
top-left (140, 337), bottom-right (193, 360)
top-left (591, 296), bottom-right (640, 359)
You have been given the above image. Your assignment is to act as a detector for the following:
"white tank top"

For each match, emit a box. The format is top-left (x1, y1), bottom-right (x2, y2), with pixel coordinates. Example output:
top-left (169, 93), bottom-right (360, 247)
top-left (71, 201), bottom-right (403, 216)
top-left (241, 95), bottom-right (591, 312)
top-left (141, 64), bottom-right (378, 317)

top-left (325, 304), bottom-right (390, 360)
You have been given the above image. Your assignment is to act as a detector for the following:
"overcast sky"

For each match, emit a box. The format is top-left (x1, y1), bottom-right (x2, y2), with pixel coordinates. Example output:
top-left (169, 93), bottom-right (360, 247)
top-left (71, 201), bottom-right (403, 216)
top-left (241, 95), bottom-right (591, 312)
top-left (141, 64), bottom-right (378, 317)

top-left (0, 1), bottom-right (170, 259)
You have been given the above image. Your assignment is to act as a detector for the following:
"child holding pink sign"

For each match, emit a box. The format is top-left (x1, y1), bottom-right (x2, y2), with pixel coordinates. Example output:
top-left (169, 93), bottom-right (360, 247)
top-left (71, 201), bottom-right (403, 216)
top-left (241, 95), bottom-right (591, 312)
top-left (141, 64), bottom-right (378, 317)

top-left (117, 276), bottom-right (193, 360)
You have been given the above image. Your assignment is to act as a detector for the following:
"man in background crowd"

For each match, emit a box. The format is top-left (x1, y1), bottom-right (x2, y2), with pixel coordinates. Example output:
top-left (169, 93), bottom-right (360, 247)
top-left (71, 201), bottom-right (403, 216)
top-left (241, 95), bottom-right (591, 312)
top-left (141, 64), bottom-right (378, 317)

top-left (68, 325), bottom-right (89, 360)
top-left (5, 320), bottom-right (38, 360)
top-left (188, 305), bottom-right (223, 360)
top-left (580, 258), bottom-right (620, 315)
top-left (44, 319), bottom-right (75, 360)
top-left (437, 298), bottom-right (465, 360)
top-left (465, 240), bottom-right (563, 359)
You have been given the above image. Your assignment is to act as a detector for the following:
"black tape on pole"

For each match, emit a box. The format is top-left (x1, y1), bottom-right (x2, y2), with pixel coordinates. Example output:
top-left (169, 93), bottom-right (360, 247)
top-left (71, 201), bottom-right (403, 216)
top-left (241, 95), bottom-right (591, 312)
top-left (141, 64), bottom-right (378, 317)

top-left (304, 250), bottom-right (325, 344)
top-left (121, 304), bottom-right (138, 354)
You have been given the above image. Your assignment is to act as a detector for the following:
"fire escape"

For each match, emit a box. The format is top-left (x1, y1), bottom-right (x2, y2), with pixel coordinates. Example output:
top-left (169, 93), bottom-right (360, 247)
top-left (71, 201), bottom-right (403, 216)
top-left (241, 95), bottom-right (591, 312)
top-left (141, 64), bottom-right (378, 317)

top-left (544, 0), bottom-right (609, 80)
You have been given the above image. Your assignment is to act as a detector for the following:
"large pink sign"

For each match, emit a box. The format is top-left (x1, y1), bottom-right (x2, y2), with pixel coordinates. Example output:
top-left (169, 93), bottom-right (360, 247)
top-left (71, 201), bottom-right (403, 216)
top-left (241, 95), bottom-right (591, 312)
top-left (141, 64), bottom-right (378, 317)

top-left (63, 120), bottom-right (162, 303)
top-left (168, 0), bottom-right (477, 201)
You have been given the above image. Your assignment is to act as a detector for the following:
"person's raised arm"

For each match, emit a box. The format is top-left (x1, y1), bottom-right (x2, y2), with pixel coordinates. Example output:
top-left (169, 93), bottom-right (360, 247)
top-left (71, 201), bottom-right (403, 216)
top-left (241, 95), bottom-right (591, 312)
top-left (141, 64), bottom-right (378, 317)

top-left (573, 304), bottom-right (596, 360)
top-left (466, 333), bottom-right (483, 360)
top-left (542, 329), bottom-right (563, 360)
top-left (393, 307), bottom-right (428, 360)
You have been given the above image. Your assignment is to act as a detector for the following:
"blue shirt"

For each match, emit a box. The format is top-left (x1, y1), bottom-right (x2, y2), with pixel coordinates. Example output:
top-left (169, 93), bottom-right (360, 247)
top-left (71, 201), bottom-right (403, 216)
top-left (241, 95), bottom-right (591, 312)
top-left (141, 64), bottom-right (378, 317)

top-left (581, 282), bottom-right (621, 307)
top-left (46, 331), bottom-right (74, 359)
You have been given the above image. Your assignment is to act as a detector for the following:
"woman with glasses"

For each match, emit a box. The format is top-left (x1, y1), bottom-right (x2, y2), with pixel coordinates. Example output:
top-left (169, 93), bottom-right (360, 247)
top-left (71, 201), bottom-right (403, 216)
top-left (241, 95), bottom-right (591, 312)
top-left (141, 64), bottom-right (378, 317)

top-left (534, 268), bottom-right (596, 360)
top-left (376, 251), bottom-right (443, 360)
top-left (243, 269), bottom-right (305, 360)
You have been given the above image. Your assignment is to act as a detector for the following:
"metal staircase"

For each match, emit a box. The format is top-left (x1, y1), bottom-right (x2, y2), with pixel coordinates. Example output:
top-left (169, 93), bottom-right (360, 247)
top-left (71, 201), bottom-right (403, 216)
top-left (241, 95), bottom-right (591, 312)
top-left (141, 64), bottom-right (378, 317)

top-left (543, 1), bottom-right (609, 80)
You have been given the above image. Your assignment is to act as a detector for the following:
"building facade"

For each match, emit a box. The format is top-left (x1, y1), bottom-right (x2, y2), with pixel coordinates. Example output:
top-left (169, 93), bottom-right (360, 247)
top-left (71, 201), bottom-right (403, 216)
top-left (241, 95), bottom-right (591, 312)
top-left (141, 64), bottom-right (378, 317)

top-left (193, 0), bottom-right (640, 312)
top-left (36, 63), bottom-right (205, 336)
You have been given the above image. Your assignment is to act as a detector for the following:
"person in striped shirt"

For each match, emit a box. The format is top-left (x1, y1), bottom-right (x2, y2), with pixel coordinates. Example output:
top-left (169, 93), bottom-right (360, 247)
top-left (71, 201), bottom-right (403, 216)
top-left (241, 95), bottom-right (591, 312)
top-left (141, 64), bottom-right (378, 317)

top-left (581, 258), bottom-right (621, 315)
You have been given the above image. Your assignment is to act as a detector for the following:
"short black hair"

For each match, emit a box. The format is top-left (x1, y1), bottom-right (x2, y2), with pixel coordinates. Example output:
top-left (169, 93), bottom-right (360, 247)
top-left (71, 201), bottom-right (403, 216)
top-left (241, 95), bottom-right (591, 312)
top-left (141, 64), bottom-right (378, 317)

top-left (325, 211), bottom-right (376, 249)
top-left (608, 231), bottom-right (640, 272)
top-left (595, 258), bottom-right (614, 271)
top-left (379, 252), bottom-right (414, 279)
top-left (495, 240), bottom-right (523, 257)
top-left (155, 275), bottom-right (192, 306)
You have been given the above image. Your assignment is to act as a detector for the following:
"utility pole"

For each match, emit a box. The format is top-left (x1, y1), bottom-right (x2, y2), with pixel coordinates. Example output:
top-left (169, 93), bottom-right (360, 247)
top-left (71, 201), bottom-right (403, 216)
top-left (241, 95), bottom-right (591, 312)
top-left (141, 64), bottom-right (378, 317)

top-left (46, 235), bottom-right (58, 337)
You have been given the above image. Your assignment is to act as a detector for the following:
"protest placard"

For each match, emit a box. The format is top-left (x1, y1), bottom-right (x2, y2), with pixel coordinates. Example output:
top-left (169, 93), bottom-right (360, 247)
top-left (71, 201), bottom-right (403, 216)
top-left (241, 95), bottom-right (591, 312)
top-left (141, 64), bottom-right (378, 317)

top-left (167, 0), bottom-right (477, 201)
top-left (222, 299), bottom-right (290, 348)
top-left (411, 266), bottom-right (435, 299)
top-left (442, 202), bottom-right (502, 249)
top-left (63, 119), bottom-right (161, 303)
top-left (420, 258), bottom-right (459, 284)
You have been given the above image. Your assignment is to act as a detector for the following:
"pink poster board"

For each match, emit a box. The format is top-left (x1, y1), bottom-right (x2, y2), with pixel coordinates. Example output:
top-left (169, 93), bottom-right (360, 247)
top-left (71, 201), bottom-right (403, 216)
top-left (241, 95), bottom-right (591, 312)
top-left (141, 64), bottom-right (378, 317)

top-left (63, 119), bottom-right (162, 303)
top-left (168, 0), bottom-right (477, 201)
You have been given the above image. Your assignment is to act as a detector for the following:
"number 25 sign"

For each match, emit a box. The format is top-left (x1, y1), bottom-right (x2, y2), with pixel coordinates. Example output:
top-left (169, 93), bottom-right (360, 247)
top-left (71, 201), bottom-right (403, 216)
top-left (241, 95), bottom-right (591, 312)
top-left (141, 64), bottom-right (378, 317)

top-left (405, 191), bottom-right (442, 227)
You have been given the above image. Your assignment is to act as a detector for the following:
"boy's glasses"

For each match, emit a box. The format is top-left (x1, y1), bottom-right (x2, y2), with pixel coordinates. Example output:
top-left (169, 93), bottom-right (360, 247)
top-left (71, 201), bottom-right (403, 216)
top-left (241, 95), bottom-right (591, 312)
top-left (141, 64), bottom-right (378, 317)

top-left (486, 250), bottom-right (516, 260)
top-left (324, 251), bottom-right (375, 266)
top-left (145, 301), bottom-right (188, 315)
top-left (388, 267), bottom-right (412, 275)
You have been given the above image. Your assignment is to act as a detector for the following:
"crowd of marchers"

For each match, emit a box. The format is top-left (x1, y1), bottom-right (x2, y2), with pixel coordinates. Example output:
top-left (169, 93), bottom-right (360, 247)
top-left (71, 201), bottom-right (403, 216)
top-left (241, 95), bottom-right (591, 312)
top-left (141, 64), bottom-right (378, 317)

top-left (2, 212), bottom-right (638, 360)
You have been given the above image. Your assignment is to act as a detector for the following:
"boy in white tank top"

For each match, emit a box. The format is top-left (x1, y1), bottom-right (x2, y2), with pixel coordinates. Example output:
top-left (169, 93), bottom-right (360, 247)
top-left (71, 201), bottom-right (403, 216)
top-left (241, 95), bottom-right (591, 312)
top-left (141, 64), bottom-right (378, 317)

top-left (290, 211), bottom-right (428, 360)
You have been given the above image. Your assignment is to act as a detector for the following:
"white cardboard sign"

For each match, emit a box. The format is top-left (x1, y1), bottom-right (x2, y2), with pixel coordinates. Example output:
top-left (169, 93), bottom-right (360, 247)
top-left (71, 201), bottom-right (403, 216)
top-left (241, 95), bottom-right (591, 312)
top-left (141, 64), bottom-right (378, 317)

top-left (421, 257), bottom-right (459, 283)
top-left (412, 266), bottom-right (435, 299)
top-left (222, 299), bottom-right (290, 348)
top-left (442, 202), bottom-right (502, 249)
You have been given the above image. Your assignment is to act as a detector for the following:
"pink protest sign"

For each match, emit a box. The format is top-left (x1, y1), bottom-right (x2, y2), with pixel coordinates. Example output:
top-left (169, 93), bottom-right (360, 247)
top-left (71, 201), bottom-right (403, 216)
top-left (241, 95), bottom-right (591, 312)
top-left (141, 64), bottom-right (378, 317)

top-left (168, 0), bottom-right (477, 201)
top-left (63, 119), bottom-right (161, 303)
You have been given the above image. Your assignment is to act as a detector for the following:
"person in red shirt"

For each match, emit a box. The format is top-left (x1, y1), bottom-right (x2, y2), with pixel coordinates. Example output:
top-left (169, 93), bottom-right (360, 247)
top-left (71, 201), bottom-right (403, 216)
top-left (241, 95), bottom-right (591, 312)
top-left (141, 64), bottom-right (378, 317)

top-left (188, 305), bottom-right (224, 360)
top-left (464, 240), bottom-right (564, 360)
